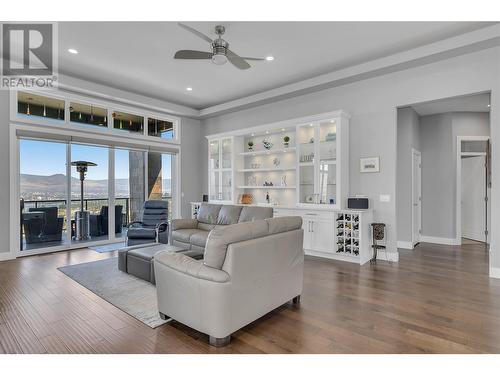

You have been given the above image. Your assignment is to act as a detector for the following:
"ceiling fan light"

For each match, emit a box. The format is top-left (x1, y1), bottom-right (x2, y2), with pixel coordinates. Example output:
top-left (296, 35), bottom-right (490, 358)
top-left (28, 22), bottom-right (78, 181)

top-left (212, 54), bottom-right (228, 65)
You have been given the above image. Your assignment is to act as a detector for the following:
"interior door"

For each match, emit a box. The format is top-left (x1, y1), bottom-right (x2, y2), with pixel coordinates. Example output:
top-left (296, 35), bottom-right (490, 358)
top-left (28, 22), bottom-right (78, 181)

top-left (461, 155), bottom-right (486, 242)
top-left (412, 150), bottom-right (421, 246)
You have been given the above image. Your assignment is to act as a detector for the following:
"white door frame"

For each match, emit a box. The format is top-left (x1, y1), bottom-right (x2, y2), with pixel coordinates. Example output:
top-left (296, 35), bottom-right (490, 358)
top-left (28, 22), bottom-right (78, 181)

top-left (411, 148), bottom-right (422, 247)
top-left (456, 135), bottom-right (490, 245)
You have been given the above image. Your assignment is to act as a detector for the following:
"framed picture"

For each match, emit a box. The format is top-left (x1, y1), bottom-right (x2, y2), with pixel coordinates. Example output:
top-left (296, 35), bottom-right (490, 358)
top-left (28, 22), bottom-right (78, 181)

top-left (360, 157), bottom-right (380, 173)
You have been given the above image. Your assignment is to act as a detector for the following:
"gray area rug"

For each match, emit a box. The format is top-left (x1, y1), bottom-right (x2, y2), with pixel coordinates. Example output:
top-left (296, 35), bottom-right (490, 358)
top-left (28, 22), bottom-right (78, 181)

top-left (58, 257), bottom-right (168, 328)
top-left (89, 242), bottom-right (126, 253)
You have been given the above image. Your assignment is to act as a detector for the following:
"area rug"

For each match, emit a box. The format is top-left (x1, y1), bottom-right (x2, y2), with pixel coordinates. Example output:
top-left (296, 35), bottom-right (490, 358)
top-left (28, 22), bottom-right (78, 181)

top-left (88, 242), bottom-right (126, 253)
top-left (58, 258), bottom-right (168, 328)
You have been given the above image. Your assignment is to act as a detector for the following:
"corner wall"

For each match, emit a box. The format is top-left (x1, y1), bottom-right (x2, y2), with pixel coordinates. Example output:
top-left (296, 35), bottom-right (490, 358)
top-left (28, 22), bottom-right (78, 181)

top-left (396, 107), bottom-right (421, 244)
top-left (0, 90), bottom-right (11, 256)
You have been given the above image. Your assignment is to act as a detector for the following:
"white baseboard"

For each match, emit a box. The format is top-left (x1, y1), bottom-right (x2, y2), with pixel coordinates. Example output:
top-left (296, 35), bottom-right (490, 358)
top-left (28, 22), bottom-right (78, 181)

top-left (490, 267), bottom-right (500, 279)
top-left (420, 235), bottom-right (461, 246)
top-left (0, 252), bottom-right (15, 262)
top-left (397, 241), bottom-right (413, 249)
top-left (376, 249), bottom-right (399, 262)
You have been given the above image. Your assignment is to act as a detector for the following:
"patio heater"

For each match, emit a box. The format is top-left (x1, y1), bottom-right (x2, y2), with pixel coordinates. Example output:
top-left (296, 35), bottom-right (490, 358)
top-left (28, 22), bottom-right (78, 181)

top-left (71, 161), bottom-right (97, 241)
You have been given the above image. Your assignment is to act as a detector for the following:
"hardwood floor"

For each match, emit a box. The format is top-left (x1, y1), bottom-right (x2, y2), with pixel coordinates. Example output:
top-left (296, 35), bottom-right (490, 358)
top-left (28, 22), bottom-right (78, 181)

top-left (1, 241), bottom-right (500, 354)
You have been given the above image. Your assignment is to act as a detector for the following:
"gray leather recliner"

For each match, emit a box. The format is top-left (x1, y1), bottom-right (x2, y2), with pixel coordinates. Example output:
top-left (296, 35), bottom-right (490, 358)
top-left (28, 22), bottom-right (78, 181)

top-left (154, 216), bottom-right (304, 347)
top-left (170, 203), bottom-right (273, 253)
top-left (126, 200), bottom-right (169, 246)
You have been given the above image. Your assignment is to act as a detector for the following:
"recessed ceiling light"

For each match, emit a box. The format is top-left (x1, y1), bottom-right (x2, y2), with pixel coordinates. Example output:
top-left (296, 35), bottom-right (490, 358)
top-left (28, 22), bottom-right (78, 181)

top-left (281, 128), bottom-right (285, 131)
top-left (186, 87), bottom-right (193, 91)
top-left (487, 104), bottom-right (491, 107)
top-left (265, 131), bottom-right (269, 134)
top-left (68, 48), bottom-right (78, 54)
top-left (251, 133), bottom-right (255, 137)
top-left (265, 56), bottom-right (274, 61)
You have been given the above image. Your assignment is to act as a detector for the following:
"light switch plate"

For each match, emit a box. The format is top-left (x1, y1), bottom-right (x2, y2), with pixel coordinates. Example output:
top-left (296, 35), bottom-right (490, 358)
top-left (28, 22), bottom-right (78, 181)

top-left (379, 194), bottom-right (391, 202)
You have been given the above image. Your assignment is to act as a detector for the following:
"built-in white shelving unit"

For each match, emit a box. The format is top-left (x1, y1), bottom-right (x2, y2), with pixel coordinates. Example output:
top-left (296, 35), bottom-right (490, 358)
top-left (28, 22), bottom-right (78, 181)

top-left (239, 147), bottom-right (296, 156)
top-left (237, 185), bottom-right (296, 189)
top-left (203, 110), bottom-right (373, 265)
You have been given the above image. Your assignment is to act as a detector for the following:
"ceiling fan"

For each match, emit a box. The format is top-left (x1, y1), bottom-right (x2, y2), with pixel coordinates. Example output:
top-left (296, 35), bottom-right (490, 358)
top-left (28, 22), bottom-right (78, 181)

top-left (174, 23), bottom-right (265, 70)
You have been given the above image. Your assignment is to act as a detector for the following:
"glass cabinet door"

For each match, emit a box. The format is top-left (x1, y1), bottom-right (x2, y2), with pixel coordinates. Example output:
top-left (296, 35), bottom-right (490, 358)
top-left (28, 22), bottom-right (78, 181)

top-left (299, 164), bottom-right (315, 204)
top-left (319, 161), bottom-right (337, 204)
top-left (297, 119), bottom-right (340, 206)
top-left (209, 140), bottom-right (220, 170)
top-left (209, 170), bottom-right (220, 201)
top-left (297, 123), bottom-right (316, 165)
top-left (319, 119), bottom-right (337, 162)
top-left (318, 119), bottom-right (338, 205)
top-left (221, 171), bottom-right (232, 201)
top-left (221, 138), bottom-right (232, 169)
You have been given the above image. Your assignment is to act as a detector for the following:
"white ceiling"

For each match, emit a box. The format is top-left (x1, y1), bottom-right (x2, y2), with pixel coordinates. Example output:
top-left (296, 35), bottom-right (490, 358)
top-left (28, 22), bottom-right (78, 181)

top-left (411, 93), bottom-right (491, 116)
top-left (58, 22), bottom-right (495, 110)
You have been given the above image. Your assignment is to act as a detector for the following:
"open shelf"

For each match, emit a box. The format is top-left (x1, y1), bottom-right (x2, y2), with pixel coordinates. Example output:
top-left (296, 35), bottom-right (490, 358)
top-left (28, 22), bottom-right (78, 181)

top-left (239, 147), bottom-right (296, 156)
top-left (238, 186), bottom-right (296, 189)
top-left (237, 167), bottom-right (296, 172)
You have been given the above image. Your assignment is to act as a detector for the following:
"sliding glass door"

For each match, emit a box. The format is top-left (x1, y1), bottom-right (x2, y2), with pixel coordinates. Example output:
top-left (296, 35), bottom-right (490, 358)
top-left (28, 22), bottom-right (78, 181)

top-left (19, 139), bottom-right (68, 251)
top-left (148, 152), bottom-right (174, 219)
top-left (70, 143), bottom-right (110, 245)
top-left (19, 137), bottom-right (177, 254)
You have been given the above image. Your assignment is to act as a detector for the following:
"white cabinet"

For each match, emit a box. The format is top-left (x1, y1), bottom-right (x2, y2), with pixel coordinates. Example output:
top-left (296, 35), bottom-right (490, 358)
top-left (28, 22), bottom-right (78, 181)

top-left (208, 137), bottom-right (235, 203)
top-left (273, 207), bottom-right (373, 265)
top-left (301, 211), bottom-right (336, 253)
top-left (296, 113), bottom-right (349, 209)
top-left (311, 217), bottom-right (336, 253)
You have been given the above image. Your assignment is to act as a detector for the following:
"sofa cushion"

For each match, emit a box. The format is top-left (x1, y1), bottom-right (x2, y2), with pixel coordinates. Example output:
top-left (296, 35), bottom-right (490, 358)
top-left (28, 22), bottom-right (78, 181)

top-left (197, 203), bottom-right (222, 224)
top-left (266, 216), bottom-right (302, 235)
top-left (172, 228), bottom-right (205, 244)
top-left (198, 222), bottom-right (216, 231)
top-left (204, 220), bottom-right (269, 269)
top-left (217, 205), bottom-right (243, 225)
top-left (238, 206), bottom-right (273, 223)
top-left (190, 230), bottom-right (210, 248)
top-left (127, 227), bottom-right (156, 239)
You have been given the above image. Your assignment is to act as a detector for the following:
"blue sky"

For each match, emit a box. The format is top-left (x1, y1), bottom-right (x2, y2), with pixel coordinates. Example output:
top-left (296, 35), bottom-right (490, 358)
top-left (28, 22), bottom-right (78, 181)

top-left (20, 140), bottom-right (171, 180)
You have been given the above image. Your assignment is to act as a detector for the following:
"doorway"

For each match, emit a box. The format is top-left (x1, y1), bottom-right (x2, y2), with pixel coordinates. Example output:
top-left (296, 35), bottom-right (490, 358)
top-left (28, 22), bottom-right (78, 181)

top-left (411, 149), bottom-right (422, 246)
top-left (457, 136), bottom-right (490, 245)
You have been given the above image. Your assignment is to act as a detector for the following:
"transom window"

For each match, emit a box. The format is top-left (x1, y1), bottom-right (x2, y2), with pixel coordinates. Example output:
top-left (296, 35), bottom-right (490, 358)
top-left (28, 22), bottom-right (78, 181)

top-left (14, 90), bottom-right (179, 143)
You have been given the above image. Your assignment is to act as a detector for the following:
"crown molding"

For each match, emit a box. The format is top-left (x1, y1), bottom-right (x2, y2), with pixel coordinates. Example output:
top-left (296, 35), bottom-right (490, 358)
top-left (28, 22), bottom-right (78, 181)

top-left (199, 24), bottom-right (500, 118)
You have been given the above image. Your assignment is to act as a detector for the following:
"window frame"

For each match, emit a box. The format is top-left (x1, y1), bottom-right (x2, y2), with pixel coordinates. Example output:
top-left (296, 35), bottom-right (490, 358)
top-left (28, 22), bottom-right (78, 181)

top-left (10, 89), bottom-right (181, 145)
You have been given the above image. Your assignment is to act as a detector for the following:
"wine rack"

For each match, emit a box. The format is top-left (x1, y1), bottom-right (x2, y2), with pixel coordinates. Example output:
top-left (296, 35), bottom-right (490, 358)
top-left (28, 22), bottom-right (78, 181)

top-left (336, 213), bottom-right (360, 257)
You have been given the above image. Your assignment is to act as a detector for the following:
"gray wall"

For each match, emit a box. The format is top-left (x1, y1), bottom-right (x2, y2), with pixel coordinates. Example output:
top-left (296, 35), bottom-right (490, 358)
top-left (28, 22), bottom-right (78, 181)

top-left (179, 117), bottom-right (203, 218)
top-left (396, 107), bottom-right (421, 243)
top-left (420, 113), bottom-right (455, 238)
top-left (419, 112), bottom-right (490, 239)
top-left (201, 47), bottom-right (500, 260)
top-left (0, 90), bottom-right (10, 254)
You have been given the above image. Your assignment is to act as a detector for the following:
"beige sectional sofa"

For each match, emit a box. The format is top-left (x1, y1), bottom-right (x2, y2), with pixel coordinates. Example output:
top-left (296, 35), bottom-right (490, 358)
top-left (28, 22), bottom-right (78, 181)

top-left (154, 215), bottom-right (304, 346)
top-left (170, 203), bottom-right (273, 255)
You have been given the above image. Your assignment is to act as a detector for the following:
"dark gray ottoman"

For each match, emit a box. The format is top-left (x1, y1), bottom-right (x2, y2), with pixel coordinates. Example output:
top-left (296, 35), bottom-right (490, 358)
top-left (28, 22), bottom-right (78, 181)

top-left (118, 243), bottom-right (204, 284)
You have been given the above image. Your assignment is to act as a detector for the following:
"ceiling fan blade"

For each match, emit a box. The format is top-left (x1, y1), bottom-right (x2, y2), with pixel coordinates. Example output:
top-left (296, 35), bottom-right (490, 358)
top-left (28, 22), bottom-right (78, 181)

top-left (174, 50), bottom-right (212, 59)
top-left (178, 23), bottom-right (213, 44)
top-left (241, 57), bottom-right (265, 61)
top-left (226, 49), bottom-right (251, 70)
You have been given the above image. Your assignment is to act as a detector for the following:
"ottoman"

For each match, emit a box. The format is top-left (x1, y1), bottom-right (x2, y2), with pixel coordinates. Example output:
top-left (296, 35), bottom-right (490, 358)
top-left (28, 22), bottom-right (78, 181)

top-left (118, 243), bottom-right (193, 284)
